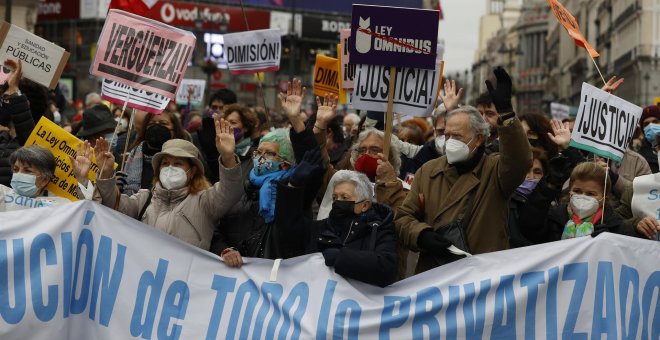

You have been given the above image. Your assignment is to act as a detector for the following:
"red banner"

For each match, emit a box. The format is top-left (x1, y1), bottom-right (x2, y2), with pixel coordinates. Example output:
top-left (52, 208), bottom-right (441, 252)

top-left (142, 1), bottom-right (271, 32)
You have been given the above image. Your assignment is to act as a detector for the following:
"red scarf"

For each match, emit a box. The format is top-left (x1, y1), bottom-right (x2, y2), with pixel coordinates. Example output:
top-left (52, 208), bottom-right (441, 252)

top-left (571, 206), bottom-right (603, 226)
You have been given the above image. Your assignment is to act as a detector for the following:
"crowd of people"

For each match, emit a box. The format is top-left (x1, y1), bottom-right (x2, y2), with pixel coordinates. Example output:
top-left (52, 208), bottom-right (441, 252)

top-left (1, 58), bottom-right (659, 287)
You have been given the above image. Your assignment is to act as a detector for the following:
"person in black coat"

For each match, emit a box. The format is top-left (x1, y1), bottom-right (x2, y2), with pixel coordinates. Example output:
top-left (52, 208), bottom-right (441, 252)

top-left (276, 166), bottom-right (398, 288)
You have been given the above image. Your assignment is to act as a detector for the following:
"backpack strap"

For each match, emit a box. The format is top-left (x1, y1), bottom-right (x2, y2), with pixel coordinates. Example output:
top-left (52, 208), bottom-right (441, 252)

top-left (137, 191), bottom-right (153, 221)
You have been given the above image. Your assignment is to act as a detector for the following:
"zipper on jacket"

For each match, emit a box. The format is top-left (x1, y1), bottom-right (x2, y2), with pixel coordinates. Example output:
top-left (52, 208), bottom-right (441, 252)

top-left (343, 218), bottom-right (356, 246)
top-left (180, 212), bottom-right (202, 241)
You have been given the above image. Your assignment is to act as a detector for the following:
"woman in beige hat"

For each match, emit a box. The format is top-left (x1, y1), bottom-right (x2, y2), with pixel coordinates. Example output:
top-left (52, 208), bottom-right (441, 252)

top-left (87, 118), bottom-right (243, 251)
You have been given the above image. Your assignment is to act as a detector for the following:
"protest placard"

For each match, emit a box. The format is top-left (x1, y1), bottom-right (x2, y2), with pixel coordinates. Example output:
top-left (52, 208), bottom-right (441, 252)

top-left (101, 78), bottom-right (169, 115)
top-left (336, 44), bottom-right (349, 105)
top-left (631, 173), bottom-right (660, 219)
top-left (0, 21), bottom-right (70, 89)
top-left (2, 201), bottom-right (659, 339)
top-left (352, 59), bottom-right (441, 117)
top-left (223, 28), bottom-right (281, 75)
top-left (550, 102), bottom-right (570, 121)
top-left (350, 5), bottom-right (439, 69)
top-left (547, 0), bottom-right (599, 58)
top-left (24, 117), bottom-right (115, 201)
top-left (90, 9), bottom-right (196, 99)
top-left (569, 83), bottom-right (643, 162)
top-left (339, 29), bottom-right (355, 89)
top-left (313, 55), bottom-right (340, 97)
top-left (175, 79), bottom-right (206, 105)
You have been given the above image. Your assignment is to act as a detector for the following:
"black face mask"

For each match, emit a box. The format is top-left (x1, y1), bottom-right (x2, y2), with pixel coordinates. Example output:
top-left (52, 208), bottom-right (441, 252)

top-left (329, 200), bottom-right (356, 220)
top-left (144, 124), bottom-right (171, 155)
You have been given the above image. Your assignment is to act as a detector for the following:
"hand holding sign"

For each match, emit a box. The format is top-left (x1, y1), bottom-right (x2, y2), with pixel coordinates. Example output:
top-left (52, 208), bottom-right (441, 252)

top-left (375, 153), bottom-right (396, 182)
top-left (3, 58), bottom-right (21, 94)
top-left (485, 67), bottom-right (513, 114)
top-left (278, 78), bottom-right (306, 118)
top-left (94, 137), bottom-right (116, 179)
top-left (70, 141), bottom-right (93, 186)
top-left (215, 118), bottom-right (236, 167)
top-left (439, 79), bottom-right (463, 112)
top-left (547, 119), bottom-right (571, 150)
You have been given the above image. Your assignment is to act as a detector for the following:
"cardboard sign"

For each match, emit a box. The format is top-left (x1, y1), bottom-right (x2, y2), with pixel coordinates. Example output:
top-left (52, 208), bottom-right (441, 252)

top-left (223, 28), bottom-right (281, 75)
top-left (547, 0), bottom-right (599, 58)
top-left (0, 21), bottom-right (69, 89)
top-left (336, 44), bottom-right (349, 105)
top-left (313, 55), bottom-right (340, 97)
top-left (100, 78), bottom-right (169, 115)
top-left (550, 102), bottom-right (570, 121)
top-left (24, 117), bottom-right (115, 201)
top-left (631, 173), bottom-right (660, 219)
top-left (569, 83), bottom-right (643, 162)
top-left (175, 79), bottom-right (206, 105)
top-left (350, 5), bottom-right (439, 69)
top-left (90, 9), bottom-right (196, 99)
top-left (352, 55), bottom-right (441, 117)
top-left (339, 29), bottom-right (355, 89)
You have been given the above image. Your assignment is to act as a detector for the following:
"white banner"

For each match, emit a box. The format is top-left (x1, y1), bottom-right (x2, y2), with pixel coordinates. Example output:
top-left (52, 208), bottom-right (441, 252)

top-left (223, 28), bottom-right (281, 75)
top-left (569, 83), bottom-right (643, 162)
top-left (631, 173), bottom-right (660, 220)
top-left (1, 201), bottom-right (659, 339)
top-left (175, 79), bottom-right (206, 106)
top-left (550, 102), bottom-right (570, 121)
top-left (101, 79), bottom-right (169, 115)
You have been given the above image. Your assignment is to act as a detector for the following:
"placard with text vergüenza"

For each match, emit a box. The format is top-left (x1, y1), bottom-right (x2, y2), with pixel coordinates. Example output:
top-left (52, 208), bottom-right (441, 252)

top-left (0, 21), bottom-right (70, 89)
top-left (569, 83), bottom-right (643, 162)
top-left (350, 5), bottom-right (439, 69)
top-left (90, 10), bottom-right (196, 100)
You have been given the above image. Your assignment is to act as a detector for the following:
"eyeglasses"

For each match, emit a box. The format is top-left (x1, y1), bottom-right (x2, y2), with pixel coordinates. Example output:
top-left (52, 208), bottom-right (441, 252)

top-left (355, 146), bottom-right (383, 155)
top-left (253, 149), bottom-right (280, 160)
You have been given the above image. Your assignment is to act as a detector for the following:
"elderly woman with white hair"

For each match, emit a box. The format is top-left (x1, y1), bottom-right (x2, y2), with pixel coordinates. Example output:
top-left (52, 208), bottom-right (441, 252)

top-left (276, 168), bottom-right (398, 287)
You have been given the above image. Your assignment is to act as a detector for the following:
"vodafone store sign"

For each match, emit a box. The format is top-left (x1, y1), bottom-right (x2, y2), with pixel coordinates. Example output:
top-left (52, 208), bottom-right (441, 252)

top-left (143, 1), bottom-right (270, 32)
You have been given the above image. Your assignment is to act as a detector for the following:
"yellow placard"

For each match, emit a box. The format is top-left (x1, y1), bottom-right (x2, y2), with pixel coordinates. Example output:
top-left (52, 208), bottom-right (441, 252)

top-left (654, 97), bottom-right (660, 106)
top-left (313, 55), bottom-right (340, 97)
top-left (337, 44), bottom-right (348, 105)
top-left (25, 117), bottom-right (112, 201)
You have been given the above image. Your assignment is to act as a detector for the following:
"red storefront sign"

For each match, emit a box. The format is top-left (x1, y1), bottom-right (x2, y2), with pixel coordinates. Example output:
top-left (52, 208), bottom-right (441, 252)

top-left (144, 1), bottom-right (271, 32)
top-left (37, 0), bottom-right (81, 21)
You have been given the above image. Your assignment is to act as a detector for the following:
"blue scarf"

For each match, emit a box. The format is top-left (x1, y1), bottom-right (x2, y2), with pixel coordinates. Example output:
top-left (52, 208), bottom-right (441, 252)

top-left (249, 166), bottom-right (294, 223)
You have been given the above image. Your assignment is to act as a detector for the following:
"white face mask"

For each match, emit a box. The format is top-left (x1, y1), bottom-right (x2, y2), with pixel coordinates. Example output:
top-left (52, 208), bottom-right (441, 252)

top-left (159, 166), bottom-right (188, 190)
top-left (445, 137), bottom-right (473, 164)
top-left (434, 135), bottom-right (446, 155)
top-left (570, 194), bottom-right (600, 219)
top-left (115, 117), bottom-right (129, 131)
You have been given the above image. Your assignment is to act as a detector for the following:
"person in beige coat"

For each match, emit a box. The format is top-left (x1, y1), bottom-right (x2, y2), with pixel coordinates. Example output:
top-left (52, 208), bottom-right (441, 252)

top-left (90, 118), bottom-right (243, 250)
top-left (395, 67), bottom-right (532, 274)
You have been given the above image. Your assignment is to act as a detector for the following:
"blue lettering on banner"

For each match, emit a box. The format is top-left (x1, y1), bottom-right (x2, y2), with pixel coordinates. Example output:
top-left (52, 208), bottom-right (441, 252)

top-left (619, 265), bottom-right (640, 340)
top-left (30, 234), bottom-right (58, 322)
top-left (520, 271), bottom-right (545, 339)
top-left (226, 279), bottom-right (259, 339)
top-left (0, 238), bottom-right (26, 324)
top-left (279, 282), bottom-right (309, 340)
top-left (463, 279), bottom-right (490, 339)
top-left (252, 282), bottom-right (283, 339)
top-left (648, 189), bottom-right (660, 200)
top-left (206, 275), bottom-right (237, 340)
top-left (592, 261), bottom-right (617, 338)
top-left (379, 295), bottom-right (411, 338)
top-left (412, 287), bottom-right (442, 339)
top-left (562, 263), bottom-right (589, 340)
top-left (641, 271), bottom-right (660, 339)
top-left (492, 275), bottom-right (516, 338)
top-left (316, 279), bottom-right (337, 340)
top-left (333, 299), bottom-right (362, 339)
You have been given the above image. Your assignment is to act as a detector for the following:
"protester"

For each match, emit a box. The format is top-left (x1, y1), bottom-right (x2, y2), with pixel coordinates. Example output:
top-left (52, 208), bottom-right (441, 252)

top-left (120, 110), bottom-right (190, 195)
top-left (342, 112), bottom-right (361, 140)
top-left (395, 67), bottom-right (532, 274)
top-left (222, 103), bottom-right (258, 182)
top-left (637, 105), bottom-right (660, 173)
top-left (276, 169), bottom-right (398, 287)
top-left (77, 104), bottom-right (118, 148)
top-left (475, 91), bottom-right (499, 153)
top-left (91, 118), bottom-right (243, 250)
top-left (397, 125), bottom-right (425, 146)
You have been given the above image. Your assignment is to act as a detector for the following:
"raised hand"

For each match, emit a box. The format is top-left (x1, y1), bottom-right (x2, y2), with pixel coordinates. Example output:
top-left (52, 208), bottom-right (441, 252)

top-left (3, 59), bottom-right (22, 95)
top-left (94, 137), bottom-right (115, 179)
top-left (278, 78), bottom-right (307, 118)
top-left (375, 153), bottom-right (396, 182)
top-left (601, 76), bottom-right (624, 94)
top-left (439, 79), bottom-right (464, 112)
top-left (70, 141), bottom-right (93, 185)
top-left (547, 119), bottom-right (571, 150)
top-left (485, 67), bottom-right (513, 114)
top-left (315, 93), bottom-right (338, 128)
top-left (215, 118), bottom-right (237, 167)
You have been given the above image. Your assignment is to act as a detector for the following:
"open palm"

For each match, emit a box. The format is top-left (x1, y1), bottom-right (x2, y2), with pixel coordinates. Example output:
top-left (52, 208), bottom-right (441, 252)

top-left (316, 93), bottom-right (338, 125)
top-left (439, 79), bottom-right (463, 111)
top-left (547, 119), bottom-right (571, 150)
top-left (279, 78), bottom-right (306, 118)
top-left (70, 141), bottom-right (93, 181)
top-left (215, 118), bottom-right (235, 156)
top-left (94, 138), bottom-right (115, 178)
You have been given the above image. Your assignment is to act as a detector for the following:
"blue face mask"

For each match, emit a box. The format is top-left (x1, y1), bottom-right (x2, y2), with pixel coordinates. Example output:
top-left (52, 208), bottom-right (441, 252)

top-left (515, 178), bottom-right (539, 198)
top-left (644, 123), bottom-right (660, 144)
top-left (253, 157), bottom-right (282, 176)
top-left (11, 172), bottom-right (39, 197)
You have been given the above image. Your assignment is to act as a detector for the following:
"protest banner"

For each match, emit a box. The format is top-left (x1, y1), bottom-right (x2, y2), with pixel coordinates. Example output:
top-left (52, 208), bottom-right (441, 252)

top-left (352, 58), bottom-right (442, 117)
top-left (90, 10), bottom-right (196, 100)
top-left (313, 55), bottom-right (340, 97)
top-left (547, 0), bottom-right (599, 58)
top-left (550, 102), bottom-right (571, 121)
top-left (101, 79), bottom-right (169, 115)
top-left (223, 28), bottom-right (281, 75)
top-left (24, 117), bottom-right (113, 201)
top-left (350, 5), bottom-right (439, 70)
top-left (569, 82), bottom-right (643, 162)
top-left (175, 79), bottom-right (206, 106)
top-left (1, 200), bottom-right (659, 339)
top-left (0, 21), bottom-right (69, 89)
top-left (339, 29), bottom-right (355, 89)
top-left (631, 173), bottom-right (660, 219)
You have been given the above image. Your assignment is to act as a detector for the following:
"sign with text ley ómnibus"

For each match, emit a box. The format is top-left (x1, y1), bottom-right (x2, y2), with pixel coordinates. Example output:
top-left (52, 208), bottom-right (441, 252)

top-left (350, 5), bottom-right (439, 70)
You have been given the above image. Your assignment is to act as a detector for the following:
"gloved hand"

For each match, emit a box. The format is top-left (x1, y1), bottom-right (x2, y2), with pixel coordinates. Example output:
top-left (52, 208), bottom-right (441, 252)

top-left (485, 67), bottom-right (513, 114)
top-left (115, 171), bottom-right (128, 193)
top-left (417, 228), bottom-right (451, 255)
top-left (546, 155), bottom-right (570, 188)
top-left (289, 149), bottom-right (325, 188)
top-left (322, 248), bottom-right (340, 267)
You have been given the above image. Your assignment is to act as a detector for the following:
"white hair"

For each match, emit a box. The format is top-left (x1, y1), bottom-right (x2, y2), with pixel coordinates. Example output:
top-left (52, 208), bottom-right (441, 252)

top-left (350, 128), bottom-right (401, 175)
top-left (85, 92), bottom-right (102, 107)
top-left (446, 105), bottom-right (491, 139)
top-left (331, 170), bottom-right (375, 202)
top-left (343, 113), bottom-right (360, 125)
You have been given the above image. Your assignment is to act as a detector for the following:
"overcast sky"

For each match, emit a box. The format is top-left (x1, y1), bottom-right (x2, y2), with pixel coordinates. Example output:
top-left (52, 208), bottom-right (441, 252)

top-left (438, 0), bottom-right (486, 75)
